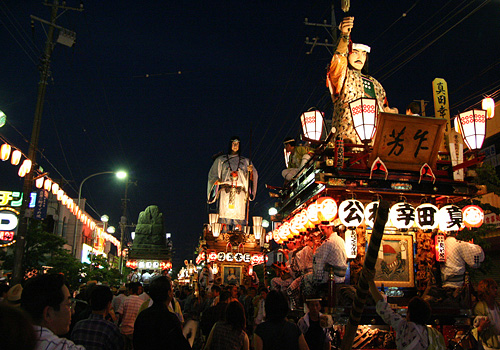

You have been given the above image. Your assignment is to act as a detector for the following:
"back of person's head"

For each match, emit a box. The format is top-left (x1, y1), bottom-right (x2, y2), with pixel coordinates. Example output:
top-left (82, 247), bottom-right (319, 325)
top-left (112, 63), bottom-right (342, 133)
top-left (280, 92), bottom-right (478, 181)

top-left (477, 278), bottom-right (497, 301)
top-left (264, 290), bottom-right (289, 322)
top-left (90, 285), bottom-right (113, 311)
top-left (408, 296), bottom-right (431, 325)
top-left (148, 276), bottom-right (172, 304)
top-left (21, 274), bottom-right (66, 323)
top-left (225, 301), bottom-right (246, 331)
top-left (283, 137), bottom-right (295, 147)
top-left (129, 282), bottom-right (140, 295)
top-left (212, 285), bottom-right (221, 294)
top-left (219, 290), bottom-right (231, 303)
top-left (406, 101), bottom-right (421, 115)
top-left (0, 303), bottom-right (37, 350)
top-left (258, 286), bottom-right (268, 296)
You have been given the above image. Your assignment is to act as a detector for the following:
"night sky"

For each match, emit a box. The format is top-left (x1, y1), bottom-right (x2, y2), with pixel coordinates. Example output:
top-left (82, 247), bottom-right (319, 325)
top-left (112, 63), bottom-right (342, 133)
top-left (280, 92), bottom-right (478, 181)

top-left (1, 1), bottom-right (499, 268)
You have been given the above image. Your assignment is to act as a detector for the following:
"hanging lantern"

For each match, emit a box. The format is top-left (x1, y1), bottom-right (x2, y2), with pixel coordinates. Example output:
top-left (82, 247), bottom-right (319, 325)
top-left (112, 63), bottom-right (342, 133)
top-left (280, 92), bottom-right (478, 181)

top-left (415, 203), bottom-right (439, 230)
top-left (316, 197), bottom-right (338, 222)
top-left (462, 205), bottom-right (484, 228)
top-left (253, 216), bottom-right (263, 227)
top-left (1, 143), bottom-right (11, 161)
top-left (363, 201), bottom-right (379, 227)
top-left (90, 220), bottom-right (96, 230)
top-left (18, 159), bottom-right (32, 177)
top-left (482, 97), bottom-right (495, 119)
top-left (248, 264), bottom-right (253, 276)
top-left (208, 251), bottom-right (217, 262)
top-left (35, 177), bottom-right (45, 188)
top-left (389, 202), bottom-right (415, 229)
top-left (339, 199), bottom-right (364, 228)
top-left (62, 194), bottom-right (68, 205)
top-left (457, 109), bottom-right (487, 150)
top-left (51, 182), bottom-right (59, 195)
top-left (11, 149), bottom-right (21, 166)
top-left (44, 178), bottom-right (52, 192)
top-left (300, 109), bottom-right (324, 142)
top-left (345, 229), bottom-right (358, 259)
top-left (349, 97), bottom-right (378, 142)
top-left (57, 189), bottom-right (64, 201)
top-left (438, 205), bottom-right (464, 231)
top-left (211, 222), bottom-right (222, 237)
top-left (212, 263), bottom-right (219, 274)
top-left (208, 213), bottom-right (219, 225)
top-left (306, 202), bottom-right (321, 225)
top-left (435, 234), bottom-right (446, 262)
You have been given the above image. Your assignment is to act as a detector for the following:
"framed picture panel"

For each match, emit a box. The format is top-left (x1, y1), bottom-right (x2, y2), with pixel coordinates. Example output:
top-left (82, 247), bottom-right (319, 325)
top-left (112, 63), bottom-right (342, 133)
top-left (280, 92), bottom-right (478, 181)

top-left (222, 264), bottom-right (242, 285)
top-left (367, 234), bottom-right (414, 288)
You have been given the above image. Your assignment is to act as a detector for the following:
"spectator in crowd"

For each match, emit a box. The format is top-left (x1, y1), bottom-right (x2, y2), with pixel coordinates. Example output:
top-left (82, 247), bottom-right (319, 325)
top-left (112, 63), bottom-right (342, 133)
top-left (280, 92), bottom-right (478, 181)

top-left (4, 283), bottom-right (22, 307)
top-left (253, 290), bottom-right (309, 350)
top-left (368, 279), bottom-right (445, 350)
top-left (298, 299), bottom-right (331, 350)
top-left (112, 286), bottom-right (127, 320)
top-left (117, 282), bottom-right (144, 350)
top-left (210, 285), bottom-right (221, 307)
top-left (243, 287), bottom-right (256, 336)
top-left (204, 301), bottom-right (249, 350)
top-left (473, 278), bottom-right (500, 349)
top-left (21, 274), bottom-right (85, 350)
top-left (71, 285), bottom-right (124, 350)
top-left (0, 303), bottom-right (37, 350)
top-left (133, 276), bottom-right (191, 350)
top-left (253, 287), bottom-right (268, 326)
top-left (406, 101), bottom-right (421, 116)
top-left (200, 290), bottom-right (231, 337)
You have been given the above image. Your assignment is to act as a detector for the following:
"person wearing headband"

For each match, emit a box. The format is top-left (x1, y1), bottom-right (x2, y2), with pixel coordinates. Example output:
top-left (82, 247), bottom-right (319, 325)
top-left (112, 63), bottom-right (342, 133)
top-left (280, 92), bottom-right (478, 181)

top-left (327, 17), bottom-right (398, 145)
top-left (282, 137), bottom-right (312, 182)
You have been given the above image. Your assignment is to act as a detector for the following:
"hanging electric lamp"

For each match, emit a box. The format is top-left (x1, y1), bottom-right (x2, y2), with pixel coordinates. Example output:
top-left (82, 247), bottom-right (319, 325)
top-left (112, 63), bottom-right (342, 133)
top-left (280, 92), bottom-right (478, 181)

top-left (1, 143), bottom-right (11, 161)
top-left (306, 202), bottom-right (321, 225)
top-left (300, 109), bottom-right (324, 142)
top-left (349, 97), bottom-right (378, 142)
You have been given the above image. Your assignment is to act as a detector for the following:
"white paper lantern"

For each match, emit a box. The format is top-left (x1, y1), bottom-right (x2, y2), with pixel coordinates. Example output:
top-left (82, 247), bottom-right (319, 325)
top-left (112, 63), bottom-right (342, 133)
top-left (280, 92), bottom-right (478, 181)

top-left (339, 199), bottom-right (364, 228)
top-left (389, 202), bottom-right (415, 229)
top-left (363, 201), bottom-right (379, 227)
top-left (438, 205), bottom-right (464, 231)
top-left (415, 203), bottom-right (439, 230)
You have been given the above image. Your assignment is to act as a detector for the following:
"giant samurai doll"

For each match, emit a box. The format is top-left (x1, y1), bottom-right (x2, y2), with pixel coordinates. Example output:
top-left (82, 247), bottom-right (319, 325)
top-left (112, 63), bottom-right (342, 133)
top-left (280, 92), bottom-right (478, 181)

top-left (207, 136), bottom-right (258, 228)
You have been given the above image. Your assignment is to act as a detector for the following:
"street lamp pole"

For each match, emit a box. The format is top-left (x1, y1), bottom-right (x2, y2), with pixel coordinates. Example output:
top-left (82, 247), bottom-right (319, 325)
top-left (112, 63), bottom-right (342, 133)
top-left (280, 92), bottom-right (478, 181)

top-left (72, 171), bottom-right (127, 257)
top-left (119, 180), bottom-right (133, 274)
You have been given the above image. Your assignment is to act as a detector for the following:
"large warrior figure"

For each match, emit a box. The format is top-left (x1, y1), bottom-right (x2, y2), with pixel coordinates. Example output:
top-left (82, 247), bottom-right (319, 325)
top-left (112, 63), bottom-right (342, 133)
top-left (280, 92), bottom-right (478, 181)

top-left (207, 136), bottom-right (258, 228)
top-left (327, 17), bottom-right (398, 144)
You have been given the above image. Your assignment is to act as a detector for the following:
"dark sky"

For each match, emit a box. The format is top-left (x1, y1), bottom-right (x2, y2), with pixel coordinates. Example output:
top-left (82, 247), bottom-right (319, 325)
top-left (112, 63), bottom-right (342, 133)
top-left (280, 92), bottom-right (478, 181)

top-left (1, 0), bottom-right (499, 267)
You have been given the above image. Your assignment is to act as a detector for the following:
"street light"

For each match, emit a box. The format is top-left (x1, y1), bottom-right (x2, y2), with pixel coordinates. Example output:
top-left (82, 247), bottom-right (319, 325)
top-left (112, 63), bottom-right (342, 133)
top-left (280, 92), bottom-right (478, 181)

top-left (72, 171), bottom-right (127, 257)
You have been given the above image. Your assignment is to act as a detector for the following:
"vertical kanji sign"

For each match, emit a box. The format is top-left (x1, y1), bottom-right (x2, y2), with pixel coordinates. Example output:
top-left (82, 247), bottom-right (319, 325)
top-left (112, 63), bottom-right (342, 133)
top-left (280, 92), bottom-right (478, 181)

top-left (432, 78), bottom-right (451, 153)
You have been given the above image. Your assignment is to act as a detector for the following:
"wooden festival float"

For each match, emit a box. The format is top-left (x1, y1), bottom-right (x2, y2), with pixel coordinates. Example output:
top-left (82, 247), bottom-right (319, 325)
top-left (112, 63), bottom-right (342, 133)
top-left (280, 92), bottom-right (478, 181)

top-left (266, 102), bottom-right (493, 349)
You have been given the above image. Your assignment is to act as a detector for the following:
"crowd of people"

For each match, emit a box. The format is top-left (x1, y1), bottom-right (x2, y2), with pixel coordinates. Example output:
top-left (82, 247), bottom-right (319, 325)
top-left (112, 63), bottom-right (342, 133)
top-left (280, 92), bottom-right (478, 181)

top-left (1, 267), bottom-right (500, 350)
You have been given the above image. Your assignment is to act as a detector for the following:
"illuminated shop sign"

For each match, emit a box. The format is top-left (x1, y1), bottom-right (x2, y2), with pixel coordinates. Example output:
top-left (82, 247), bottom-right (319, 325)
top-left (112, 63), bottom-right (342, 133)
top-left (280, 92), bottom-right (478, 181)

top-left (0, 190), bottom-right (37, 208)
top-left (0, 207), bottom-right (20, 242)
top-left (126, 260), bottom-right (172, 270)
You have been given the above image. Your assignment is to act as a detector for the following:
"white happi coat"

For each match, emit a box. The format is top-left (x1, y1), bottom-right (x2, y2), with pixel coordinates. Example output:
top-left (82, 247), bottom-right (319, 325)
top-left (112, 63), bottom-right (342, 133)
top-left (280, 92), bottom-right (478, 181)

top-left (207, 154), bottom-right (258, 222)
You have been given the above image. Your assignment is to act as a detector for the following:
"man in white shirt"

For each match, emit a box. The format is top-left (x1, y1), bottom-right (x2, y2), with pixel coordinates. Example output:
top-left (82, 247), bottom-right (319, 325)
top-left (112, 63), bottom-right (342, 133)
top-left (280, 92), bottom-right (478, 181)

top-left (21, 274), bottom-right (85, 350)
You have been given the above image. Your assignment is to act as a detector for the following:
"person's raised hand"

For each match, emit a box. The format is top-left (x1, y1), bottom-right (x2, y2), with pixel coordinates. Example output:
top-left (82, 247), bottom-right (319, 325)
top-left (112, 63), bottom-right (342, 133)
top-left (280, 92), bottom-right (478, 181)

top-left (339, 17), bottom-right (354, 34)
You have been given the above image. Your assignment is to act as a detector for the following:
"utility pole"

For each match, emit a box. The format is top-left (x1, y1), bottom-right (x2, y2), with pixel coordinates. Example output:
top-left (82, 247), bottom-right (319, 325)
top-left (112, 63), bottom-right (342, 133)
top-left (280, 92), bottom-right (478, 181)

top-left (11, 0), bottom-right (83, 284)
top-left (305, 3), bottom-right (337, 55)
top-left (119, 180), bottom-right (136, 274)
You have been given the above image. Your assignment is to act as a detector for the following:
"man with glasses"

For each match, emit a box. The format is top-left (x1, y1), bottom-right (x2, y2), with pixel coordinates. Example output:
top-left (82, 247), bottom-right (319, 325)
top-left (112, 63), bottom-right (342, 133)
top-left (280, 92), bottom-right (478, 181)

top-left (21, 273), bottom-right (85, 350)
